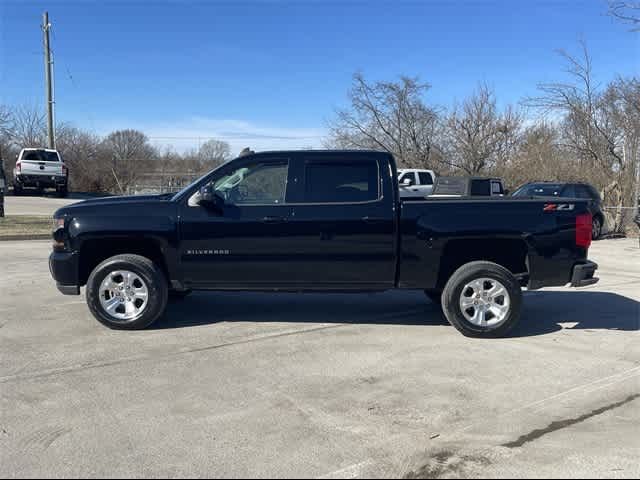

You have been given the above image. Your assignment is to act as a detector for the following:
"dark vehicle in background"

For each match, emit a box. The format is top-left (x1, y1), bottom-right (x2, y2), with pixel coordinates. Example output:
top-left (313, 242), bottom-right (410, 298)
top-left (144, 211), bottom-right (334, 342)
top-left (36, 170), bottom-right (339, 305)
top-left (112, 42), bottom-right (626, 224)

top-left (512, 182), bottom-right (605, 240)
top-left (432, 176), bottom-right (506, 197)
top-left (13, 148), bottom-right (69, 197)
top-left (49, 150), bottom-right (598, 338)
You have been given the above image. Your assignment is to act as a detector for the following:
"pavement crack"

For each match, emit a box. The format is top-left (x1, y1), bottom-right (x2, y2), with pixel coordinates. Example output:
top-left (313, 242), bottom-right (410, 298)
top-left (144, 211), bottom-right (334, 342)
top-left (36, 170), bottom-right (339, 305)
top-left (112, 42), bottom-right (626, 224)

top-left (501, 393), bottom-right (640, 449)
top-left (0, 324), bottom-right (347, 384)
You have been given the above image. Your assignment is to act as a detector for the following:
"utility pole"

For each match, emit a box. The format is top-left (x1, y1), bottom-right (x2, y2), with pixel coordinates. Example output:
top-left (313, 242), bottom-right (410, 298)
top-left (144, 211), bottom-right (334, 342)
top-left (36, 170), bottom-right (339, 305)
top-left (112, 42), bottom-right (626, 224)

top-left (42, 11), bottom-right (55, 149)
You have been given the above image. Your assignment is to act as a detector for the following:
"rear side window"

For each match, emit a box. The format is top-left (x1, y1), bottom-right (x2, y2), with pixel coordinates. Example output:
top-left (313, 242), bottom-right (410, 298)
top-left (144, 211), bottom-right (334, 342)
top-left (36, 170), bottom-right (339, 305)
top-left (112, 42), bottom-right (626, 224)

top-left (418, 172), bottom-right (433, 185)
top-left (470, 179), bottom-right (491, 196)
top-left (304, 160), bottom-right (379, 203)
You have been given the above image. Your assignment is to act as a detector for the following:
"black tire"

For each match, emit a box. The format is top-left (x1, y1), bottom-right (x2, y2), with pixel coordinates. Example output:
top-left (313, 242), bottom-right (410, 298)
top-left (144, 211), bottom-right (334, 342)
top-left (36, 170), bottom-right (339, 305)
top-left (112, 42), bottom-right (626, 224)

top-left (592, 216), bottom-right (602, 240)
top-left (424, 289), bottom-right (442, 305)
top-left (0, 204), bottom-right (4, 217)
top-left (441, 261), bottom-right (522, 338)
top-left (56, 185), bottom-right (68, 198)
top-left (12, 183), bottom-right (22, 196)
top-left (169, 289), bottom-right (192, 300)
top-left (86, 254), bottom-right (168, 330)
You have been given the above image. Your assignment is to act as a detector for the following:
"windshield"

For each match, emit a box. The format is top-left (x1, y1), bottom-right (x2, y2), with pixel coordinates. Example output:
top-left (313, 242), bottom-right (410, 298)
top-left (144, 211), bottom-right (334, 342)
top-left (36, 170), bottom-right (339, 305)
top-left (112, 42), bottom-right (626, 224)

top-left (171, 170), bottom-right (213, 201)
top-left (512, 184), bottom-right (563, 197)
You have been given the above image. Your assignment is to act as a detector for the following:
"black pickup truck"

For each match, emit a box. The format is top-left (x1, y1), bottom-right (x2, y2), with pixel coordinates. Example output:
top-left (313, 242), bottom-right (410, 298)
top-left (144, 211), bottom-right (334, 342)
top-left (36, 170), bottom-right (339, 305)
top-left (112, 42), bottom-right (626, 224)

top-left (50, 150), bottom-right (598, 337)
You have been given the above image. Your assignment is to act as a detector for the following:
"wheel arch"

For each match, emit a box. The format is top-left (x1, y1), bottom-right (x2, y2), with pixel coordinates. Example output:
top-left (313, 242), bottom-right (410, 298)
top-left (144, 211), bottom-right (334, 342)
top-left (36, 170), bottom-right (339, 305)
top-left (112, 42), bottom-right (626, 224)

top-left (436, 238), bottom-right (529, 290)
top-left (78, 236), bottom-right (170, 286)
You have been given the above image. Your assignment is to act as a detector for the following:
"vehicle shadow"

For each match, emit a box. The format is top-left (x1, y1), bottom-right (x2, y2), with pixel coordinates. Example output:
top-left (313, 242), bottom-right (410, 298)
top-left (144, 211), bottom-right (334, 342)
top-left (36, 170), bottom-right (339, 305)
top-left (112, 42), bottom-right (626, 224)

top-left (153, 289), bottom-right (639, 337)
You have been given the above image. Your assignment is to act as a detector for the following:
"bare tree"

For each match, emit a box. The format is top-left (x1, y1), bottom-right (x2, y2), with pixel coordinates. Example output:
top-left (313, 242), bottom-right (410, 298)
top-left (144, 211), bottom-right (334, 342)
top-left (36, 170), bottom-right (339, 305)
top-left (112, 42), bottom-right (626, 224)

top-left (0, 105), bottom-right (14, 162)
top-left (444, 84), bottom-right (522, 174)
top-left (101, 129), bottom-right (157, 193)
top-left (608, 1), bottom-right (640, 30)
top-left (525, 42), bottom-right (638, 231)
top-left (10, 105), bottom-right (46, 148)
top-left (327, 72), bottom-right (444, 169)
top-left (56, 124), bottom-right (106, 192)
top-left (198, 139), bottom-right (231, 170)
top-left (525, 43), bottom-right (622, 171)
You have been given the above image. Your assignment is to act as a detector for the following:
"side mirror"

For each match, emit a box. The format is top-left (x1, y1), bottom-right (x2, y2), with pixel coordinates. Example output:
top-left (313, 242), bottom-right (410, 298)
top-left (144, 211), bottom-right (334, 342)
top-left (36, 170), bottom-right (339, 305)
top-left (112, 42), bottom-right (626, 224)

top-left (504, 189), bottom-right (511, 196)
top-left (198, 185), bottom-right (224, 212)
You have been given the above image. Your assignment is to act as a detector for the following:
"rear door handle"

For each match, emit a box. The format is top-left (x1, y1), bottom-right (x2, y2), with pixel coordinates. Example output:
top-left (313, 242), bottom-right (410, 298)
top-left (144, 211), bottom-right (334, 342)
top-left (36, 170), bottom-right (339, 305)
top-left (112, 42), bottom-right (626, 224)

top-left (362, 216), bottom-right (384, 224)
top-left (261, 216), bottom-right (287, 224)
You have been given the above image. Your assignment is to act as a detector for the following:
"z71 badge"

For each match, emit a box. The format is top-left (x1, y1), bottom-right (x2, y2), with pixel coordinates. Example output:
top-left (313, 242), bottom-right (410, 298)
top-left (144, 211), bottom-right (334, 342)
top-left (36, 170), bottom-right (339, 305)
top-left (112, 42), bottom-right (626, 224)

top-left (543, 203), bottom-right (575, 212)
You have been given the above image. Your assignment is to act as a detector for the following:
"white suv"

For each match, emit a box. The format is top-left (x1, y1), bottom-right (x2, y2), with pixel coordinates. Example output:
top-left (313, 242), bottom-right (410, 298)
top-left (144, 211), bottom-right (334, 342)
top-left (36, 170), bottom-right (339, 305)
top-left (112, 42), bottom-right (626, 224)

top-left (397, 169), bottom-right (436, 198)
top-left (13, 148), bottom-right (68, 197)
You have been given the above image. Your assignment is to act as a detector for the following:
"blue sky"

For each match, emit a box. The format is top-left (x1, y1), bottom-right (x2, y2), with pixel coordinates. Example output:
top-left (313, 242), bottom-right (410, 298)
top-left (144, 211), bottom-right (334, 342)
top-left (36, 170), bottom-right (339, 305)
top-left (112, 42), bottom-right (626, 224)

top-left (1, 0), bottom-right (637, 153)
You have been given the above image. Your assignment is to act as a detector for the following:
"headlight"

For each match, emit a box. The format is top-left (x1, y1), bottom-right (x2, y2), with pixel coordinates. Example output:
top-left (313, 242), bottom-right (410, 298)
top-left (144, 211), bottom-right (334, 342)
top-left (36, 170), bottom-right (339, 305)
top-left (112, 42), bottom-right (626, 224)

top-left (53, 217), bottom-right (65, 231)
top-left (52, 217), bottom-right (66, 249)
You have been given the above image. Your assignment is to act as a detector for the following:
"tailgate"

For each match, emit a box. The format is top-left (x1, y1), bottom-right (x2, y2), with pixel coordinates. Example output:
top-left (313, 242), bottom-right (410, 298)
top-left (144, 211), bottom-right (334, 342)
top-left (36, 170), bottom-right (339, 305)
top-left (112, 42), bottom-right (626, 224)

top-left (20, 160), bottom-right (64, 176)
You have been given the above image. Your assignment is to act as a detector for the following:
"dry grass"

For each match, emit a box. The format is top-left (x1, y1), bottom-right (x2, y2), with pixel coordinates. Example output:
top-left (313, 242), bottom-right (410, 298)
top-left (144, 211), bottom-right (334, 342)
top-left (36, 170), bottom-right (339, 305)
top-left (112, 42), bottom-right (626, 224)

top-left (0, 216), bottom-right (52, 238)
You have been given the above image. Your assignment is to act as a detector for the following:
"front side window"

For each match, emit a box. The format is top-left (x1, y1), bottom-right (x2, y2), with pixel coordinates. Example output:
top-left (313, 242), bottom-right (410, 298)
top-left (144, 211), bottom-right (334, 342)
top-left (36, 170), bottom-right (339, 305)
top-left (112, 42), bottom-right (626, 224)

top-left (304, 160), bottom-right (379, 203)
top-left (399, 172), bottom-right (416, 186)
top-left (211, 161), bottom-right (288, 205)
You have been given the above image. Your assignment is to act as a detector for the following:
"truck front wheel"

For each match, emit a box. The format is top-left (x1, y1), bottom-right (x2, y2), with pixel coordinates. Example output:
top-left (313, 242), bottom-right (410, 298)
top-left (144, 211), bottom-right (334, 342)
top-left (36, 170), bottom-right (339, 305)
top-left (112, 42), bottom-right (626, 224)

top-left (441, 261), bottom-right (522, 338)
top-left (86, 254), bottom-right (168, 330)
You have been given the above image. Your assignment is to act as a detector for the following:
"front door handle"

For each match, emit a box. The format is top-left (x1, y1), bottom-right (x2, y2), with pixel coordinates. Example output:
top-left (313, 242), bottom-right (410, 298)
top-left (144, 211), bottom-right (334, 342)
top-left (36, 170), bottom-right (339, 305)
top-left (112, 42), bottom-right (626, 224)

top-left (261, 216), bottom-right (287, 224)
top-left (362, 216), bottom-right (384, 224)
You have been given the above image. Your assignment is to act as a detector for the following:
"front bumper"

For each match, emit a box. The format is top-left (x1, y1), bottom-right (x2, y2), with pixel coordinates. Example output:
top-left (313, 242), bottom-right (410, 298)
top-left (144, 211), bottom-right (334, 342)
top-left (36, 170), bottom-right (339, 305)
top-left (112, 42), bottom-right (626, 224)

top-left (570, 260), bottom-right (599, 287)
top-left (49, 250), bottom-right (81, 295)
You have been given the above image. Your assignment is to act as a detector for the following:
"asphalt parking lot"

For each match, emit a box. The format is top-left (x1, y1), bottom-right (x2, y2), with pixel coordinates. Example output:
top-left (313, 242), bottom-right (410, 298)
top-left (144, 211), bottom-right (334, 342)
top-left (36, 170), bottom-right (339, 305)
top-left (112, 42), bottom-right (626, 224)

top-left (0, 239), bottom-right (638, 478)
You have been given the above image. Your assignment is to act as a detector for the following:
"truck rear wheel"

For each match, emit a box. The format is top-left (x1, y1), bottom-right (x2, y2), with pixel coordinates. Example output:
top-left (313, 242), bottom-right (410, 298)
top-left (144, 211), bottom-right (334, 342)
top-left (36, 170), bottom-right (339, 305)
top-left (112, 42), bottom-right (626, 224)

top-left (86, 254), bottom-right (168, 330)
top-left (56, 185), bottom-right (68, 198)
top-left (441, 261), bottom-right (522, 338)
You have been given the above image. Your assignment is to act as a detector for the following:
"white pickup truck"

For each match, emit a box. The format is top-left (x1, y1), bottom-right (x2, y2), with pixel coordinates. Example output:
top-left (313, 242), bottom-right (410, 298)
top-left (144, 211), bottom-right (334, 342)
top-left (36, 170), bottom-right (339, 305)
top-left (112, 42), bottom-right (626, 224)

top-left (13, 148), bottom-right (68, 197)
top-left (397, 169), bottom-right (436, 198)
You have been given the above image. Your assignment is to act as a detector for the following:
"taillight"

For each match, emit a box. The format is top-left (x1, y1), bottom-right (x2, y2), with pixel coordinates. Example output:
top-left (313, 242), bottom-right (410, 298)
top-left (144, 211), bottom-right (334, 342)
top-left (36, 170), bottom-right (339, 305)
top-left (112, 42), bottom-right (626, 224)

top-left (576, 212), bottom-right (592, 249)
top-left (15, 161), bottom-right (21, 173)
top-left (62, 164), bottom-right (68, 176)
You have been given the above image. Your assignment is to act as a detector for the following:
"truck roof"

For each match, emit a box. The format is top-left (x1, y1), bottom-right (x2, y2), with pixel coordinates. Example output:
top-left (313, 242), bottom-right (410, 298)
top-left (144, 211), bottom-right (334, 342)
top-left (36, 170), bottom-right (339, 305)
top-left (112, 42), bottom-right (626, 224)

top-left (21, 147), bottom-right (59, 153)
top-left (245, 149), bottom-right (389, 156)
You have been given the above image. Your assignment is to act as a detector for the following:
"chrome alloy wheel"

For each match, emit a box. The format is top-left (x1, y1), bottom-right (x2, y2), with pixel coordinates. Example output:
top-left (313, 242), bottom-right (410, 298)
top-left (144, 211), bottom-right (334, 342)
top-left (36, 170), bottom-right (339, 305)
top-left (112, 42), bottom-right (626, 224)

top-left (459, 277), bottom-right (511, 329)
top-left (99, 270), bottom-right (149, 322)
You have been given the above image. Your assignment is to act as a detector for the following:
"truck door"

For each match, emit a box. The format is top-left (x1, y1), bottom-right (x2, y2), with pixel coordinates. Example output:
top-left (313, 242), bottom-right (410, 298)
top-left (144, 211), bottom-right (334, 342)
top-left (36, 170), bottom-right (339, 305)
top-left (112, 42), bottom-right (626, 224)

top-left (285, 154), bottom-right (396, 289)
top-left (178, 157), bottom-right (296, 288)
